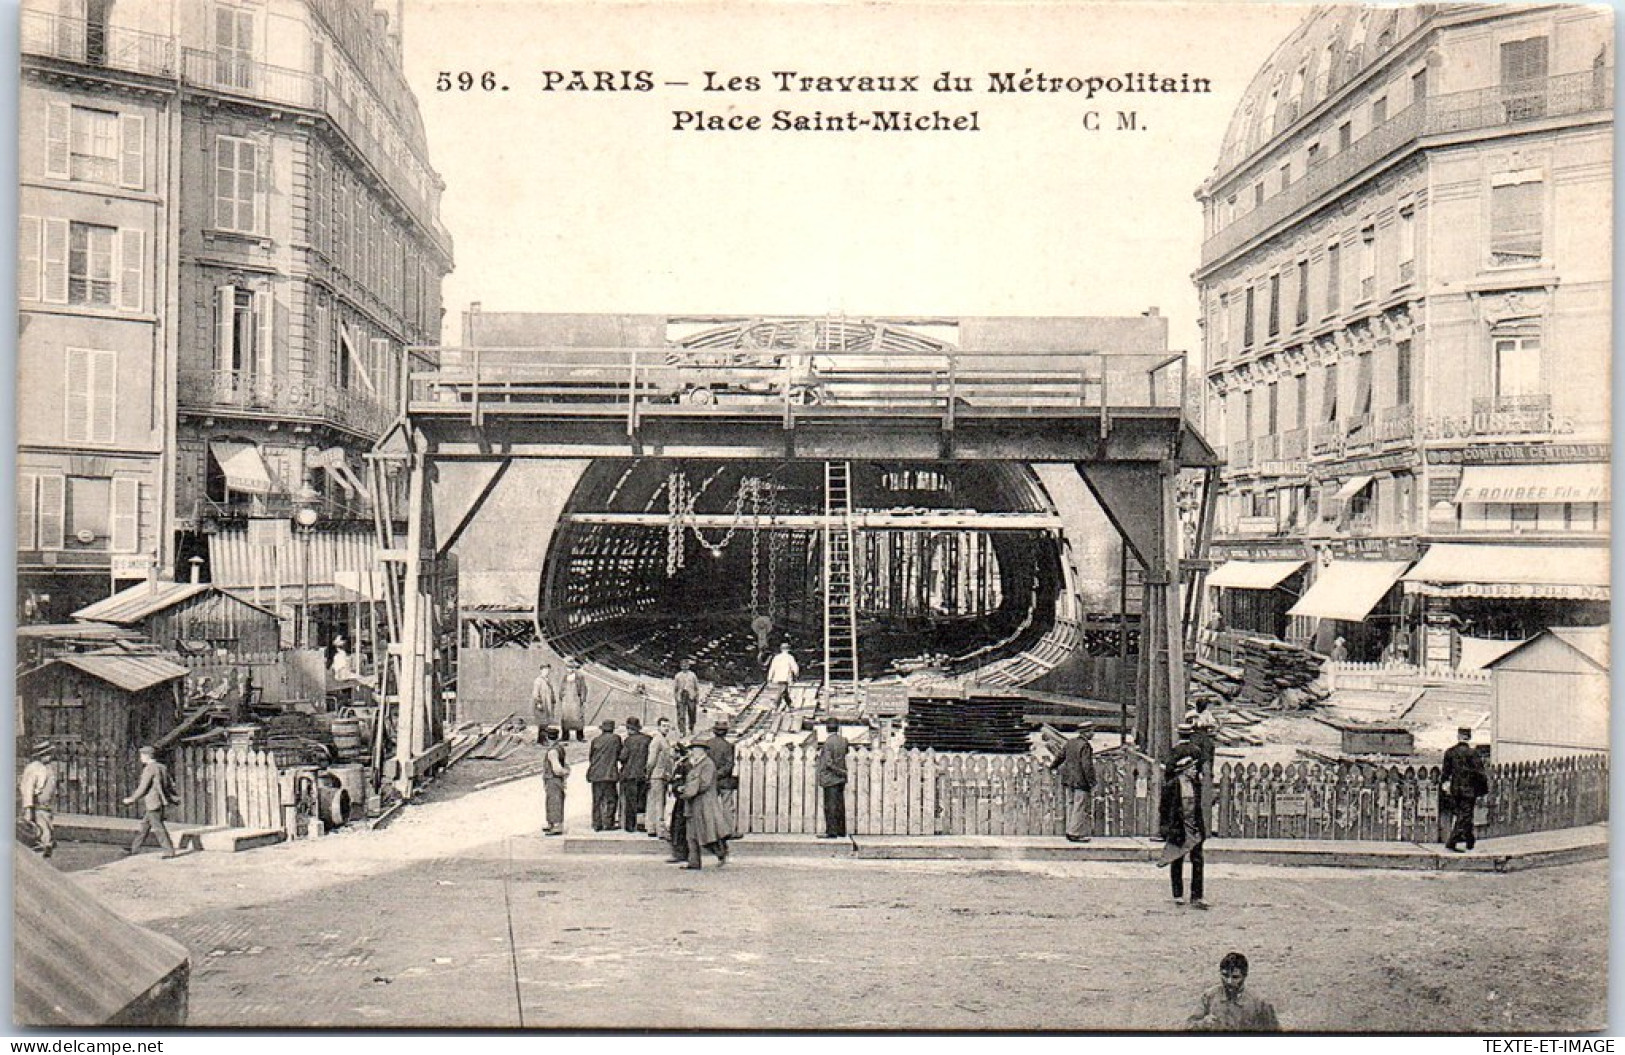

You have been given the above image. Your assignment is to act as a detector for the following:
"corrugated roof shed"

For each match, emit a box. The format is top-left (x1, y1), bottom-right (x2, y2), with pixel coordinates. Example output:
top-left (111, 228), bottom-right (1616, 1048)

top-left (71, 582), bottom-right (277, 625)
top-left (47, 653), bottom-right (190, 693)
top-left (13, 850), bottom-right (190, 1026)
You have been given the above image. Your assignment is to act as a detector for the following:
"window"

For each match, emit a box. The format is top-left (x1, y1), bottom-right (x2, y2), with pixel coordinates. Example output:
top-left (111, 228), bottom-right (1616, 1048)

top-left (1500, 37), bottom-right (1549, 120)
top-left (1565, 502), bottom-right (1601, 531)
top-left (1397, 207), bottom-right (1416, 282)
top-left (1315, 43), bottom-right (1335, 98)
top-left (1216, 292), bottom-right (1230, 356)
top-left (215, 135), bottom-right (258, 233)
top-left (1294, 373), bottom-right (1307, 429)
top-left (1243, 388), bottom-right (1254, 439)
top-left (67, 477), bottom-right (110, 548)
top-left (215, 285), bottom-right (273, 377)
top-left (1266, 381), bottom-right (1279, 435)
top-left (69, 106), bottom-right (116, 183)
top-left (1338, 122), bottom-right (1352, 151)
top-left (1493, 329), bottom-right (1541, 398)
top-left (1279, 163), bottom-right (1291, 191)
top-left (332, 320), bottom-right (354, 389)
top-left (1354, 351), bottom-right (1374, 417)
top-left (1267, 273), bottom-right (1281, 337)
top-left (1306, 141), bottom-right (1321, 169)
top-left (1295, 259), bottom-right (1309, 326)
top-left (64, 348), bottom-right (116, 445)
top-left (1243, 285), bottom-right (1256, 348)
top-left (1253, 182), bottom-right (1265, 208)
top-left (1322, 363), bottom-right (1339, 422)
top-left (1326, 242), bottom-right (1341, 311)
top-left (68, 222), bottom-right (114, 306)
top-left (1371, 96), bottom-right (1387, 126)
top-left (1358, 226), bottom-right (1376, 301)
top-left (1412, 67), bottom-right (1428, 103)
top-left (44, 103), bottom-right (143, 188)
top-left (1490, 176), bottom-right (1543, 265)
top-left (1510, 503), bottom-right (1540, 531)
top-left (1394, 340), bottom-right (1412, 407)
top-left (214, 4), bottom-right (255, 90)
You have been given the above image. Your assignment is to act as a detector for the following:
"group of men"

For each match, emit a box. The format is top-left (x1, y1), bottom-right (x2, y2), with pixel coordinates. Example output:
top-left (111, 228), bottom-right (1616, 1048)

top-left (18, 741), bottom-right (182, 860)
top-left (529, 660), bottom-right (590, 742)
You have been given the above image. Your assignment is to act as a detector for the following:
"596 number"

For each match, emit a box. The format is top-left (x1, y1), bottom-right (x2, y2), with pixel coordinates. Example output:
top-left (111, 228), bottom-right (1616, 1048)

top-left (437, 71), bottom-right (501, 91)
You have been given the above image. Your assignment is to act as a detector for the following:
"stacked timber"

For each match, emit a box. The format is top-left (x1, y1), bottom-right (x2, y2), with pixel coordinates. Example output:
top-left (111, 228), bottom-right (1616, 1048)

top-left (1235, 638), bottom-right (1325, 709)
top-left (1189, 659), bottom-right (1243, 711)
top-left (905, 684), bottom-right (1030, 753)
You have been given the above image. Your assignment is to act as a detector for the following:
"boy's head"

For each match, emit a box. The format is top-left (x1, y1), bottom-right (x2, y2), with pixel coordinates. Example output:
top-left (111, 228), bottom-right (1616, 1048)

top-left (1219, 952), bottom-right (1249, 997)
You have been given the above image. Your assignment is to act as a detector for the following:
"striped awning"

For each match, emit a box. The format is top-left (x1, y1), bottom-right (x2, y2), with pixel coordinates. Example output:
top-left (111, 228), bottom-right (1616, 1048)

top-left (1403, 544), bottom-right (1609, 601)
top-left (1288, 561), bottom-right (1411, 622)
top-left (209, 441), bottom-right (273, 495)
top-left (1206, 560), bottom-right (1306, 590)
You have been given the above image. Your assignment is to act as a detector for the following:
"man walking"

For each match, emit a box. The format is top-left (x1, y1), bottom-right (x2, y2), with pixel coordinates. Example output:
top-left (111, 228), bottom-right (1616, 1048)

top-left (560, 661), bottom-right (588, 742)
top-left (673, 660), bottom-right (700, 737)
top-left (1159, 750), bottom-right (1207, 908)
top-left (677, 740), bottom-right (729, 870)
top-left (815, 719), bottom-right (848, 839)
top-left (666, 741), bottom-right (693, 862)
top-left (645, 716), bottom-right (674, 840)
top-left (531, 662), bottom-right (558, 744)
top-left (706, 721), bottom-right (739, 840)
top-left (18, 740), bottom-right (58, 858)
top-left (123, 746), bottom-right (179, 858)
top-left (618, 716), bottom-right (652, 833)
top-left (1048, 722), bottom-right (1097, 842)
top-left (765, 643), bottom-right (799, 707)
top-left (1442, 726), bottom-right (1490, 852)
top-left (540, 726), bottom-right (569, 836)
top-left (587, 720), bottom-right (622, 831)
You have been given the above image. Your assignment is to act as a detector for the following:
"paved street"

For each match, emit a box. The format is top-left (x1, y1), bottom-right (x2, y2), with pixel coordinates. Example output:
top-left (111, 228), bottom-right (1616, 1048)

top-left (66, 748), bottom-right (1607, 1032)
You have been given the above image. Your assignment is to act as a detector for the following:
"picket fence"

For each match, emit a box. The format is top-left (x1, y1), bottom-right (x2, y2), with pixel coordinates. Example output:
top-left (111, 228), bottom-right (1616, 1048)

top-left (735, 744), bottom-right (1607, 842)
top-left (34, 742), bottom-right (285, 831)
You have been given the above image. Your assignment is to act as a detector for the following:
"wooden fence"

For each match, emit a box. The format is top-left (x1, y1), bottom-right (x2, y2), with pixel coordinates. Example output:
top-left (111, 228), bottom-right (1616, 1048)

top-left (735, 745), bottom-right (1606, 841)
top-left (736, 745), bottom-right (1163, 837)
top-left (28, 742), bottom-right (285, 831)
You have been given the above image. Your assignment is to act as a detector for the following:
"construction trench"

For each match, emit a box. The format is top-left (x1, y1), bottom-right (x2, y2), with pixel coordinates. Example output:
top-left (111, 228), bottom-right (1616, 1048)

top-left (366, 315), bottom-right (1214, 794)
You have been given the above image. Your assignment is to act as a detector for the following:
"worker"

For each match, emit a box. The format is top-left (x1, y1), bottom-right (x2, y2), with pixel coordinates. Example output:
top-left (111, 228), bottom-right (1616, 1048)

top-left (560, 661), bottom-right (588, 742)
top-left (815, 720), bottom-right (848, 839)
top-left (531, 662), bottom-right (558, 744)
top-left (618, 716), bottom-right (652, 833)
top-left (327, 634), bottom-right (374, 709)
top-left (645, 716), bottom-right (675, 841)
top-left (587, 720), bottom-right (622, 831)
top-left (673, 660), bottom-right (700, 737)
top-left (123, 746), bottom-right (180, 859)
top-left (1047, 722), bottom-right (1097, 843)
top-left (540, 727), bottom-right (569, 836)
top-left (765, 642), bottom-right (799, 707)
top-left (706, 721), bottom-right (739, 840)
top-left (1442, 726), bottom-right (1490, 852)
top-left (18, 740), bottom-right (58, 858)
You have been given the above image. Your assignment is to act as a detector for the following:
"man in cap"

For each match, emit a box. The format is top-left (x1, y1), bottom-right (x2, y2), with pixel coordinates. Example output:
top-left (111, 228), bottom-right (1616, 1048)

top-left (1159, 739), bottom-right (1207, 908)
top-left (678, 739), bottom-right (730, 870)
top-left (618, 716), bottom-right (652, 833)
top-left (765, 642), bottom-right (800, 708)
top-left (1048, 722), bottom-right (1097, 842)
top-left (18, 741), bottom-right (58, 858)
top-left (531, 662), bottom-right (558, 744)
top-left (539, 726), bottom-right (569, 836)
top-left (666, 737), bottom-right (694, 862)
top-left (1442, 726), bottom-right (1489, 852)
top-left (586, 720), bottom-right (622, 831)
top-left (645, 716), bottom-right (675, 840)
top-left (123, 745), bottom-right (179, 858)
top-left (706, 720), bottom-right (739, 840)
top-left (673, 660), bottom-right (700, 737)
top-left (815, 719), bottom-right (848, 839)
top-left (560, 661), bottom-right (588, 742)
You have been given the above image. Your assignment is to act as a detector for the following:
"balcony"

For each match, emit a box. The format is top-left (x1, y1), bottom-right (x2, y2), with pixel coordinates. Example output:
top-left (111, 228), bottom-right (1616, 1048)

top-left (1254, 433), bottom-right (1281, 462)
top-left (1422, 393), bottom-right (1575, 442)
top-left (21, 10), bottom-right (174, 77)
top-left (1344, 412), bottom-right (1375, 452)
top-left (1202, 70), bottom-right (1612, 269)
top-left (1376, 404), bottom-right (1414, 444)
top-left (1223, 438), bottom-right (1253, 473)
top-left (180, 368), bottom-right (394, 438)
top-left (1310, 421), bottom-right (1344, 458)
top-left (194, 490), bottom-right (371, 525)
top-left (1280, 427), bottom-right (1309, 460)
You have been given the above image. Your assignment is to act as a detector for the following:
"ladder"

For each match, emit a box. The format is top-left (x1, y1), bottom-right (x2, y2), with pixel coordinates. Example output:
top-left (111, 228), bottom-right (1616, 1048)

top-left (822, 460), bottom-right (861, 705)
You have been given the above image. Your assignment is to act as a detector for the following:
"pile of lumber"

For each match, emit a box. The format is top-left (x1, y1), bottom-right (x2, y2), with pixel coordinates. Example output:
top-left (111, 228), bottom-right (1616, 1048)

top-left (905, 686), bottom-right (1030, 753)
top-left (1236, 637), bottom-right (1324, 706)
top-left (1189, 659), bottom-right (1243, 712)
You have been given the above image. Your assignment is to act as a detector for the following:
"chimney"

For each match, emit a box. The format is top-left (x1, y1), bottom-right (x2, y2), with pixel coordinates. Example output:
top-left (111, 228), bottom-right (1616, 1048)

top-left (147, 561), bottom-right (159, 591)
top-left (188, 557), bottom-right (204, 584)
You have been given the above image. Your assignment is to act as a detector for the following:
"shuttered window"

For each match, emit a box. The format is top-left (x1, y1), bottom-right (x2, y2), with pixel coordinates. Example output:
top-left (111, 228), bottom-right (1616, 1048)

top-left (215, 135), bottom-right (258, 232)
top-left (37, 475), bottom-right (66, 550)
top-left (111, 477), bottom-right (141, 553)
top-left (19, 217), bottom-right (41, 302)
top-left (118, 229), bottom-right (143, 311)
top-left (1491, 177), bottom-right (1543, 266)
top-left (68, 222), bottom-right (116, 306)
top-left (44, 102), bottom-right (70, 179)
top-left (17, 474), bottom-right (37, 550)
top-left (42, 218), bottom-right (69, 304)
top-left (64, 348), bottom-right (117, 445)
top-left (120, 113), bottom-right (145, 188)
top-left (216, 285), bottom-right (274, 375)
top-left (1325, 242), bottom-right (1341, 312)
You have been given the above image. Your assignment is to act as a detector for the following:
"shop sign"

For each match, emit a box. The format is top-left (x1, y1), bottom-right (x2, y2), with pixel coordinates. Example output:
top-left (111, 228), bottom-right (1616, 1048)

top-left (1313, 451), bottom-right (1417, 479)
top-left (1327, 537), bottom-right (1420, 561)
top-left (1426, 443), bottom-right (1610, 466)
top-left (1212, 541), bottom-right (1309, 561)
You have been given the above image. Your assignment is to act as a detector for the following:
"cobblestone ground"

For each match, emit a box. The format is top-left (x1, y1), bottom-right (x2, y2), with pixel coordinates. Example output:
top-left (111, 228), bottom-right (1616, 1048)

top-left (67, 745), bottom-right (1608, 1032)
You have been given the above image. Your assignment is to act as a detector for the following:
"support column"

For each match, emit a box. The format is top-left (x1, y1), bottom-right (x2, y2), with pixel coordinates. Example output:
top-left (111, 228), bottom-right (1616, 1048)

top-left (393, 440), bottom-right (429, 797)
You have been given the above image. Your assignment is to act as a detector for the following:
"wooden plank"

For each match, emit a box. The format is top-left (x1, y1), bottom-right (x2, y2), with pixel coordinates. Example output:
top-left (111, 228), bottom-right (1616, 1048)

top-left (788, 746), bottom-right (804, 835)
top-left (851, 749), bottom-right (868, 835)
top-left (775, 746), bottom-right (791, 834)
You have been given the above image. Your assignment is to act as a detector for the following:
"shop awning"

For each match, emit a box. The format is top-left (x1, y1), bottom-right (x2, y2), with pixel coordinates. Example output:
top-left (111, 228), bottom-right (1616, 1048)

top-left (1207, 559), bottom-right (1306, 590)
top-left (1287, 560), bottom-right (1411, 622)
top-left (1333, 474), bottom-right (1375, 502)
top-left (1403, 544), bottom-right (1609, 601)
top-left (209, 441), bottom-right (273, 495)
top-left (1454, 464), bottom-right (1609, 505)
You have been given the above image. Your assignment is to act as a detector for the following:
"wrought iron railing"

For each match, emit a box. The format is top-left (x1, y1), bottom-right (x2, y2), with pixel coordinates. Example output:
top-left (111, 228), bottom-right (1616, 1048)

top-left (21, 10), bottom-right (173, 76)
top-left (1280, 427), bottom-right (1309, 460)
top-left (180, 369), bottom-right (393, 437)
top-left (1203, 70), bottom-right (1612, 267)
top-left (1310, 421), bottom-right (1343, 457)
top-left (1376, 404), bottom-right (1415, 443)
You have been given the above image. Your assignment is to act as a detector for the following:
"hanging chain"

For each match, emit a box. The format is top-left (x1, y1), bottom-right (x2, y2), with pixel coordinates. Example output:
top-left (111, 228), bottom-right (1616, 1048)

top-left (767, 483), bottom-right (782, 618)
top-left (749, 481), bottom-right (762, 614)
top-left (666, 472), bottom-right (684, 575)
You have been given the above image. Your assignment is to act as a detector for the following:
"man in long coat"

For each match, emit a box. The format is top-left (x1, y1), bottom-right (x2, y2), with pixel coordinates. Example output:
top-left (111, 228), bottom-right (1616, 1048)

top-left (1048, 722), bottom-right (1097, 842)
top-left (587, 720), bottom-right (622, 831)
top-left (531, 662), bottom-right (558, 744)
top-left (1442, 726), bottom-right (1489, 852)
top-left (706, 721), bottom-right (739, 839)
top-left (618, 716), bottom-right (652, 833)
top-left (1158, 750), bottom-right (1207, 908)
top-left (815, 720), bottom-right (848, 838)
top-left (678, 740), bottom-right (729, 870)
top-left (560, 662), bottom-right (588, 742)
top-left (645, 717), bottom-right (674, 840)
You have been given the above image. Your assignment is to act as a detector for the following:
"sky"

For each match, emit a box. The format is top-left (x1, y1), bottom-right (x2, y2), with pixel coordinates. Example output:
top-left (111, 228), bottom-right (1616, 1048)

top-left (400, 1), bottom-right (1312, 354)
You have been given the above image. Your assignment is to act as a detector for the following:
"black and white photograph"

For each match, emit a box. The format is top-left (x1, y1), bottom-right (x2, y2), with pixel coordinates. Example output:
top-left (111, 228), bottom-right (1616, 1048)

top-left (10, 0), bottom-right (1614, 1035)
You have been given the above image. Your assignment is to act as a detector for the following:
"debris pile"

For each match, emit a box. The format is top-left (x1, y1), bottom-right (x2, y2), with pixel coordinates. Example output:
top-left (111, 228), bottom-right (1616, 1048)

top-left (905, 684), bottom-right (1030, 753)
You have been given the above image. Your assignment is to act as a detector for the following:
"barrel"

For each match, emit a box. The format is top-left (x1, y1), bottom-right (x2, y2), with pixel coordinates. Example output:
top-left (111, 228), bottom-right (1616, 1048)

top-left (318, 784), bottom-right (351, 830)
top-left (327, 763), bottom-right (365, 808)
top-left (331, 717), bottom-right (364, 758)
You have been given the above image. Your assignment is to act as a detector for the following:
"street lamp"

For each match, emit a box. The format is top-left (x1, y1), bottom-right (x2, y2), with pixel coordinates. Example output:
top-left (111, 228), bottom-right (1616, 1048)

top-left (293, 505), bottom-right (320, 648)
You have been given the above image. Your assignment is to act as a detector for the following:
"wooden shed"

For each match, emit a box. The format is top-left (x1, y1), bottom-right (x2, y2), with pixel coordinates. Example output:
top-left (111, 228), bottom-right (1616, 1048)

top-left (18, 652), bottom-right (188, 755)
top-left (73, 582), bottom-right (283, 662)
top-left (1487, 627), bottom-right (1609, 763)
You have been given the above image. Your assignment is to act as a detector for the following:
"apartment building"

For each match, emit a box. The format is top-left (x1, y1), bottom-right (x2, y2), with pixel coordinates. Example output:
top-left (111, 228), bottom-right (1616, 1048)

top-left (1195, 4), bottom-right (1610, 665)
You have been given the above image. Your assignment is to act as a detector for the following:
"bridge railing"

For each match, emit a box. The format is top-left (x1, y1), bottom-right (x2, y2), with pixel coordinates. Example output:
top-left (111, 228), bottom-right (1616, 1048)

top-left (402, 345), bottom-right (1187, 426)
